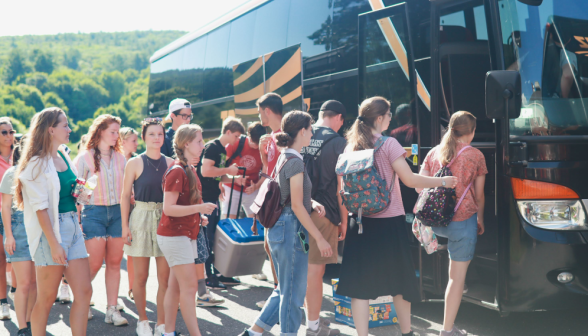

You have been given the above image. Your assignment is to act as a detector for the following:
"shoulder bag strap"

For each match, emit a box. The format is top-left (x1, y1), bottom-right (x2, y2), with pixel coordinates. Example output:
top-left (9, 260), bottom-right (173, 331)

top-left (308, 133), bottom-right (341, 197)
top-left (446, 145), bottom-right (472, 168)
top-left (451, 146), bottom-right (474, 211)
top-left (226, 136), bottom-right (246, 166)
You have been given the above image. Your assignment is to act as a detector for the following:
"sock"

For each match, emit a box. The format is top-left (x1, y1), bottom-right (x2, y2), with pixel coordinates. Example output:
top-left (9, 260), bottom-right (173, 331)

top-left (274, 283), bottom-right (278, 289)
top-left (10, 287), bottom-right (16, 293)
top-left (247, 329), bottom-right (262, 336)
top-left (0, 298), bottom-right (7, 304)
top-left (198, 279), bottom-right (207, 297)
top-left (27, 321), bottom-right (31, 329)
top-left (307, 318), bottom-right (319, 331)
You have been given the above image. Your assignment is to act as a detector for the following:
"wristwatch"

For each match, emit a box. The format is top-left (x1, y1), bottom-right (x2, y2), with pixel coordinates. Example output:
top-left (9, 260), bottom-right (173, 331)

top-left (441, 179), bottom-right (447, 187)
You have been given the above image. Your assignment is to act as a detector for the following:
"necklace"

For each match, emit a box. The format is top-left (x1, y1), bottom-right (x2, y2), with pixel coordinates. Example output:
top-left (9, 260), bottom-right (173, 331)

top-left (146, 155), bottom-right (163, 171)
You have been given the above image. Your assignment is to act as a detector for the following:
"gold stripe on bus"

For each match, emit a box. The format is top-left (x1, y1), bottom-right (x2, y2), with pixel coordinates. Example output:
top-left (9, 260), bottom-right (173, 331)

top-left (266, 47), bottom-right (302, 92)
top-left (368, 0), bottom-right (384, 10)
top-left (416, 72), bottom-right (431, 110)
top-left (234, 82), bottom-right (265, 103)
top-left (282, 86), bottom-right (302, 105)
top-left (235, 107), bottom-right (260, 115)
top-left (233, 56), bottom-right (263, 86)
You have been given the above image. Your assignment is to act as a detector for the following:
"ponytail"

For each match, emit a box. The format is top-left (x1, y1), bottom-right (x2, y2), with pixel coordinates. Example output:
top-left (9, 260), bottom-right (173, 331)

top-left (438, 111), bottom-right (476, 165)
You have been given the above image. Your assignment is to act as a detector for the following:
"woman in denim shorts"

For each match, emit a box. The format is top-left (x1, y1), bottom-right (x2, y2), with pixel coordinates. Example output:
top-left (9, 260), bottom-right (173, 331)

top-left (0, 116), bottom-right (14, 321)
top-left (419, 111), bottom-right (487, 336)
top-left (15, 108), bottom-right (92, 336)
top-left (76, 114), bottom-right (128, 326)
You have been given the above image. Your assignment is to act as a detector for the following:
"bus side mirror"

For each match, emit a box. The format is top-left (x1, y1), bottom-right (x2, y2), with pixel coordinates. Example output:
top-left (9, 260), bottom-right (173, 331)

top-left (517, 0), bottom-right (543, 6)
top-left (485, 70), bottom-right (522, 119)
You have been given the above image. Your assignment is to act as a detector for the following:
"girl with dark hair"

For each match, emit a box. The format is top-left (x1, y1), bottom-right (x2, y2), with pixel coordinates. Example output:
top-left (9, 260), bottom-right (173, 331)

top-left (121, 119), bottom-right (174, 336)
top-left (242, 111), bottom-right (332, 336)
top-left (76, 114), bottom-right (128, 325)
top-left (1, 136), bottom-right (36, 335)
top-left (0, 117), bottom-right (14, 320)
top-left (15, 108), bottom-right (92, 336)
top-left (418, 111), bottom-right (487, 336)
top-left (337, 97), bottom-right (458, 336)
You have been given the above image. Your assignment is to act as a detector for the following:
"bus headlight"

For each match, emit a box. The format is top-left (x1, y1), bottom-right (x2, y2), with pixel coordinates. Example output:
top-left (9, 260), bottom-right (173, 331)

top-left (517, 200), bottom-right (587, 230)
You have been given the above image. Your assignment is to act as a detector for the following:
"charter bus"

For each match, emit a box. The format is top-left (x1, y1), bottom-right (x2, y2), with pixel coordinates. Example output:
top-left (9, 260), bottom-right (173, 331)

top-left (147, 0), bottom-right (588, 315)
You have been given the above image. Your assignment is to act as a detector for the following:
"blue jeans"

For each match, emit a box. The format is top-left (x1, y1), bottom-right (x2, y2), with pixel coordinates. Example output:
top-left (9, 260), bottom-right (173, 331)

top-left (256, 207), bottom-right (309, 336)
top-left (3, 211), bottom-right (31, 262)
top-left (34, 212), bottom-right (88, 267)
top-left (81, 204), bottom-right (122, 240)
top-left (432, 214), bottom-right (478, 262)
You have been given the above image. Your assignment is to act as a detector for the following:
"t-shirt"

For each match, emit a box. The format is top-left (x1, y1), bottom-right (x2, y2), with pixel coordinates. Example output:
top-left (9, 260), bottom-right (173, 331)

top-left (0, 166), bottom-right (16, 214)
top-left (161, 127), bottom-right (176, 158)
top-left (344, 135), bottom-right (406, 218)
top-left (0, 156), bottom-right (11, 208)
top-left (224, 137), bottom-right (262, 191)
top-left (158, 164), bottom-right (201, 239)
top-left (277, 150), bottom-right (312, 214)
top-left (422, 143), bottom-right (488, 222)
top-left (266, 130), bottom-right (280, 174)
top-left (198, 139), bottom-right (226, 202)
top-left (301, 126), bottom-right (347, 225)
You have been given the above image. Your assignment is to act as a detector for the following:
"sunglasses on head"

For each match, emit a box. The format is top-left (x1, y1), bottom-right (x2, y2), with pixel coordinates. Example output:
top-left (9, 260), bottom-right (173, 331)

top-left (298, 231), bottom-right (309, 254)
top-left (143, 117), bottom-right (163, 124)
top-left (1, 130), bottom-right (15, 136)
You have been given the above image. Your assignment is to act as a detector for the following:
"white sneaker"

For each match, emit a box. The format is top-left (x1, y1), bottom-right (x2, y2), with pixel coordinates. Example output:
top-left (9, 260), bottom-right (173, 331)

top-left (154, 324), bottom-right (166, 336)
top-left (252, 273), bottom-right (268, 280)
top-left (0, 303), bottom-right (10, 320)
top-left (197, 290), bottom-right (225, 307)
top-left (105, 305), bottom-right (128, 326)
top-left (88, 309), bottom-right (93, 320)
top-left (136, 320), bottom-right (153, 336)
top-left (59, 284), bottom-right (72, 303)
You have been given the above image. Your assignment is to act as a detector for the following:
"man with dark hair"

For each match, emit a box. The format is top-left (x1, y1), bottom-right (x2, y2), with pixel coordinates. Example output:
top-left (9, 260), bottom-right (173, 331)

top-left (161, 98), bottom-right (193, 157)
top-left (301, 100), bottom-right (348, 336)
top-left (198, 116), bottom-right (246, 289)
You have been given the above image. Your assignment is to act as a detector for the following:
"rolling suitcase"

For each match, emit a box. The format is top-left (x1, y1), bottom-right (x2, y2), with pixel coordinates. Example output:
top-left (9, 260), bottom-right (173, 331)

top-left (213, 167), bottom-right (266, 277)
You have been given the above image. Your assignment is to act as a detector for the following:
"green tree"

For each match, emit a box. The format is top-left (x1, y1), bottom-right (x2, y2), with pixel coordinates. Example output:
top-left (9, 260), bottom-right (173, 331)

top-left (109, 54), bottom-right (127, 72)
top-left (101, 71), bottom-right (126, 104)
top-left (43, 92), bottom-right (68, 112)
top-left (0, 94), bottom-right (36, 126)
top-left (71, 117), bottom-right (94, 143)
top-left (63, 49), bottom-right (81, 70)
top-left (34, 51), bottom-right (54, 74)
top-left (3, 49), bottom-right (31, 84)
top-left (132, 53), bottom-right (148, 71)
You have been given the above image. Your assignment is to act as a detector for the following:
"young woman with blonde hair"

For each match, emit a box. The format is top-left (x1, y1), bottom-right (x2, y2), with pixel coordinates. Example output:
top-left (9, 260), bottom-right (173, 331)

top-left (336, 97), bottom-right (458, 336)
top-left (121, 119), bottom-right (174, 336)
top-left (0, 117), bottom-right (14, 320)
top-left (418, 111), bottom-right (487, 336)
top-left (157, 124), bottom-right (216, 336)
top-left (15, 108), bottom-right (92, 336)
top-left (76, 114), bottom-right (128, 325)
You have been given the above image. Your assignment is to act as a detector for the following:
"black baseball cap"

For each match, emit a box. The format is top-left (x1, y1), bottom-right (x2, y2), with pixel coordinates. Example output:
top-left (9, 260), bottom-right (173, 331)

top-left (320, 100), bottom-right (347, 117)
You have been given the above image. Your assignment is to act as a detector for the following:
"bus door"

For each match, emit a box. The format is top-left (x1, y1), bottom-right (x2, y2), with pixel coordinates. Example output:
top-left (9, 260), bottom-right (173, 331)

top-left (430, 0), bottom-right (500, 309)
top-left (358, 2), bottom-right (432, 300)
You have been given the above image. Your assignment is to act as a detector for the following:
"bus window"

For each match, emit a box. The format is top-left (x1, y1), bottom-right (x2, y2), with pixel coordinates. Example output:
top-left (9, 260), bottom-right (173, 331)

top-left (227, 10), bottom-right (257, 67)
top-left (251, 0), bottom-right (290, 57)
top-left (204, 25), bottom-right (231, 101)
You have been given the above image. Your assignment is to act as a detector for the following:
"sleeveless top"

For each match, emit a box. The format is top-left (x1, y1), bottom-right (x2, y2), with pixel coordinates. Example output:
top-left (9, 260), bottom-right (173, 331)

top-left (134, 154), bottom-right (168, 203)
top-left (57, 151), bottom-right (78, 213)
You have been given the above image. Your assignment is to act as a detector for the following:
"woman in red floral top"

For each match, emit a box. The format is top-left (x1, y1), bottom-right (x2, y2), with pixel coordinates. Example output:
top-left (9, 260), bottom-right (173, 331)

top-left (419, 111), bottom-right (487, 336)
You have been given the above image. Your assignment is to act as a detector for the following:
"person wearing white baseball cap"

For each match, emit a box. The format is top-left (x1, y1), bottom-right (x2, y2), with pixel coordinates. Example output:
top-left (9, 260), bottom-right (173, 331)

top-left (161, 99), bottom-right (192, 158)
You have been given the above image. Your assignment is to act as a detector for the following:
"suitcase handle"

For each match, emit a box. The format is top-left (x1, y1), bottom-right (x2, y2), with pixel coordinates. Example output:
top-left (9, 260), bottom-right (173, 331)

top-left (226, 167), bottom-right (247, 218)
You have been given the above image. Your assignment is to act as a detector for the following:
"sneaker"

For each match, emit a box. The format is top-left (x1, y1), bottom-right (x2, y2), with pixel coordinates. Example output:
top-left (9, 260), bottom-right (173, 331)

top-left (17, 328), bottom-right (30, 336)
top-left (154, 324), bottom-right (166, 336)
top-left (88, 309), bottom-right (93, 320)
top-left (206, 277), bottom-right (227, 290)
top-left (256, 300), bottom-right (266, 309)
top-left (239, 330), bottom-right (251, 336)
top-left (252, 273), bottom-right (267, 280)
top-left (8, 288), bottom-right (15, 301)
top-left (0, 303), bottom-right (10, 320)
top-left (197, 290), bottom-right (225, 307)
top-left (59, 284), bottom-right (72, 303)
top-left (136, 320), bottom-right (152, 336)
top-left (307, 324), bottom-right (340, 335)
top-left (105, 305), bottom-right (128, 326)
top-left (440, 325), bottom-right (468, 336)
top-left (303, 316), bottom-right (332, 327)
top-left (217, 275), bottom-right (241, 285)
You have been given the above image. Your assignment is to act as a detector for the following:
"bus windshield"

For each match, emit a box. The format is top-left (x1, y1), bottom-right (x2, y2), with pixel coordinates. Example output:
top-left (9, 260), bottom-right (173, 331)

top-left (499, 0), bottom-right (588, 136)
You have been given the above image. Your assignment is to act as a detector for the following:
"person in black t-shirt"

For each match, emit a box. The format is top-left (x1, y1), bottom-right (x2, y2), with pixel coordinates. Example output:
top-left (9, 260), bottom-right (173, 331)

top-left (161, 98), bottom-right (193, 158)
top-left (301, 100), bottom-right (348, 335)
top-left (197, 117), bottom-right (245, 289)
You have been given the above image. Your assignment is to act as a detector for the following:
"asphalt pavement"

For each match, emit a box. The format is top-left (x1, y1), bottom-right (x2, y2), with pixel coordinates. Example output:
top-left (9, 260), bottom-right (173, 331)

top-left (0, 257), bottom-right (586, 336)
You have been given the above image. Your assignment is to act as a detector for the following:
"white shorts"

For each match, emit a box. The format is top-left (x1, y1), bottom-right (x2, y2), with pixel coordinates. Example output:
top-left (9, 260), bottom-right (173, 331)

top-left (221, 184), bottom-right (259, 218)
top-left (156, 235), bottom-right (198, 267)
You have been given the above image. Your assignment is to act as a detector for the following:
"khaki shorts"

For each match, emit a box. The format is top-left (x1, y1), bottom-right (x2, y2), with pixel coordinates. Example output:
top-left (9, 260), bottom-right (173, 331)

top-left (308, 211), bottom-right (339, 265)
top-left (156, 235), bottom-right (198, 267)
top-left (123, 201), bottom-right (164, 258)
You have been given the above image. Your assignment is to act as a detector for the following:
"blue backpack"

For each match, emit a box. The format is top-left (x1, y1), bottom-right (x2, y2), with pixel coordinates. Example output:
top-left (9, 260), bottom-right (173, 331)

top-left (335, 136), bottom-right (393, 234)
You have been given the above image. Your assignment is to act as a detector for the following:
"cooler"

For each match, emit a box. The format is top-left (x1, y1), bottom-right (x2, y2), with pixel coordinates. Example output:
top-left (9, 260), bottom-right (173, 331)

top-left (213, 218), bottom-right (266, 277)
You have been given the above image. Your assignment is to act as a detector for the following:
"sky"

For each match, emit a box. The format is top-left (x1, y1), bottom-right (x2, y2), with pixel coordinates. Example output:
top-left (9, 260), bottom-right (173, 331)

top-left (0, 0), bottom-right (250, 37)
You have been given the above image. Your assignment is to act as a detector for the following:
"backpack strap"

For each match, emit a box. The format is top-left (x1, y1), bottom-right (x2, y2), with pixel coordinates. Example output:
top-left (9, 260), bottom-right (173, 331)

top-left (455, 181), bottom-right (473, 211)
top-left (446, 145), bottom-right (472, 168)
top-left (373, 135), bottom-right (390, 153)
top-left (226, 135), bottom-right (247, 166)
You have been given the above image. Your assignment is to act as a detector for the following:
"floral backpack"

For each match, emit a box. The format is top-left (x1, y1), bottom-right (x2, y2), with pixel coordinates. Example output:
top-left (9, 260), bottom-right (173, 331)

top-left (414, 146), bottom-right (473, 227)
top-left (335, 136), bottom-right (392, 234)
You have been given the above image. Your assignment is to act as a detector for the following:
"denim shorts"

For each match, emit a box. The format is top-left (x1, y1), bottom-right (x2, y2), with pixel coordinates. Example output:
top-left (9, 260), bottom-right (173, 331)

top-left (432, 214), bottom-right (478, 262)
top-left (82, 204), bottom-right (122, 240)
top-left (34, 211), bottom-right (88, 267)
top-left (3, 211), bottom-right (31, 262)
top-left (0, 211), bottom-right (4, 236)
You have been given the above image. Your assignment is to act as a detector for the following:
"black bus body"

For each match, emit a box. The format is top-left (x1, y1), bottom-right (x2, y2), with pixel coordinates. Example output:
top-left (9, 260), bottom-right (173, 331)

top-left (147, 0), bottom-right (588, 315)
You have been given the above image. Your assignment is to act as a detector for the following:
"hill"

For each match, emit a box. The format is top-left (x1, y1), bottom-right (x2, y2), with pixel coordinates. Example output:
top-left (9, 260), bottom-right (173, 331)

top-left (0, 31), bottom-right (185, 144)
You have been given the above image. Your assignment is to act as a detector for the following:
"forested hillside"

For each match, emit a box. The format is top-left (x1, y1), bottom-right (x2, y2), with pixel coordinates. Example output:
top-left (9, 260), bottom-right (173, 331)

top-left (0, 31), bottom-right (185, 144)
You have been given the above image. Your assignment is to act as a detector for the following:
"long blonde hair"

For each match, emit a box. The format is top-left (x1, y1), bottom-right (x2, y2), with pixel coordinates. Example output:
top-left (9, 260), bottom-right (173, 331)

top-left (346, 97), bottom-right (390, 151)
top-left (438, 111), bottom-right (476, 165)
top-left (85, 114), bottom-right (123, 173)
top-left (173, 124), bottom-right (203, 204)
top-left (15, 108), bottom-right (65, 210)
